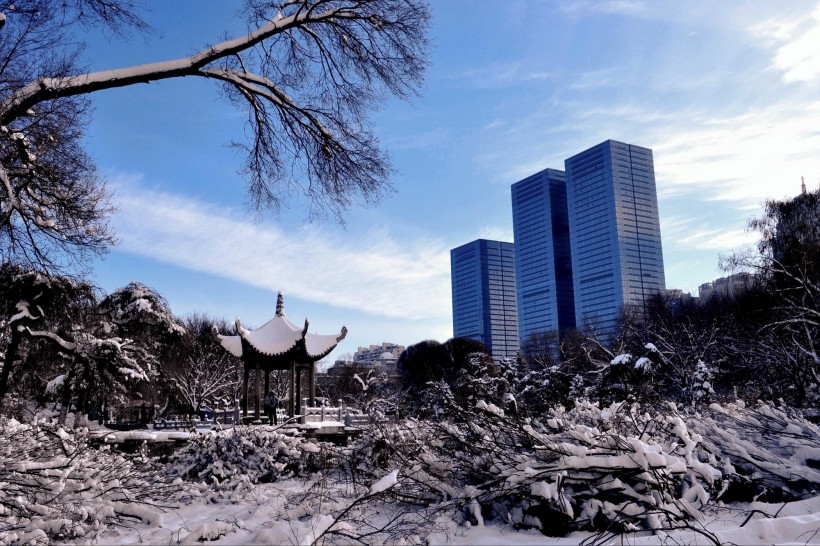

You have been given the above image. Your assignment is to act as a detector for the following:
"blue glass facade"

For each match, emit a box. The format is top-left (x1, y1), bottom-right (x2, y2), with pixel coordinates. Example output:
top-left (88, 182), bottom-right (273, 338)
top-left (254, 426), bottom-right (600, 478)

top-left (450, 239), bottom-right (519, 359)
top-left (511, 169), bottom-right (575, 344)
top-left (565, 140), bottom-right (666, 336)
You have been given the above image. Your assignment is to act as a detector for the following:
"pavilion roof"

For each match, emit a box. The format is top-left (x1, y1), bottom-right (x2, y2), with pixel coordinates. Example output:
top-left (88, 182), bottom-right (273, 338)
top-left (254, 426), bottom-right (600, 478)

top-left (214, 292), bottom-right (346, 363)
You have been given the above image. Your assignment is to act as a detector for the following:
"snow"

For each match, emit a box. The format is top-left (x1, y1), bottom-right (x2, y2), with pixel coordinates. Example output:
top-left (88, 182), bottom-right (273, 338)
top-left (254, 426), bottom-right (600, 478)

top-left (634, 356), bottom-right (652, 370)
top-left (215, 331), bottom-right (243, 357)
top-left (305, 330), bottom-right (342, 358)
top-left (180, 520), bottom-right (234, 544)
top-left (369, 469), bottom-right (399, 494)
top-left (91, 429), bottom-right (197, 443)
top-left (300, 419), bottom-right (345, 435)
top-left (476, 399), bottom-right (505, 416)
top-left (110, 502), bottom-right (163, 526)
top-left (236, 313), bottom-right (302, 356)
top-left (10, 300), bottom-right (36, 323)
top-left (89, 488), bottom-right (820, 545)
top-left (217, 311), bottom-right (341, 358)
top-left (354, 372), bottom-right (367, 390)
top-left (611, 353), bottom-right (632, 365)
top-left (6, 402), bottom-right (820, 545)
top-left (44, 374), bottom-right (65, 394)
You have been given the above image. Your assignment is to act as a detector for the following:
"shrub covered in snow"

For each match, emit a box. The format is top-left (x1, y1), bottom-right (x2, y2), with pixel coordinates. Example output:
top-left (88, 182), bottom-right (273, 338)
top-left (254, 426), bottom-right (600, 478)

top-left (0, 419), bottom-right (177, 544)
top-left (687, 401), bottom-right (820, 502)
top-left (348, 396), bottom-right (820, 538)
top-left (167, 427), bottom-right (335, 488)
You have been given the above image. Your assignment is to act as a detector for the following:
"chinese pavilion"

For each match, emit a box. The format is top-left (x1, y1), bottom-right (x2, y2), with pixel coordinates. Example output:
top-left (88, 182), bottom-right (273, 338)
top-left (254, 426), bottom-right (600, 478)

top-left (213, 292), bottom-right (347, 419)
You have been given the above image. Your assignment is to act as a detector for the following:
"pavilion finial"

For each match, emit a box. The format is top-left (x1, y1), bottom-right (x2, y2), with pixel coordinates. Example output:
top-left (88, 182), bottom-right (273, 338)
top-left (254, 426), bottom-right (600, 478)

top-left (276, 291), bottom-right (284, 316)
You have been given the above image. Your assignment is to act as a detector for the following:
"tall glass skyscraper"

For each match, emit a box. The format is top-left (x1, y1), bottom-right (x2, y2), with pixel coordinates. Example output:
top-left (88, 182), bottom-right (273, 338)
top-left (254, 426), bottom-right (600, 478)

top-left (565, 140), bottom-right (666, 336)
top-left (450, 239), bottom-right (519, 359)
top-left (511, 169), bottom-right (575, 344)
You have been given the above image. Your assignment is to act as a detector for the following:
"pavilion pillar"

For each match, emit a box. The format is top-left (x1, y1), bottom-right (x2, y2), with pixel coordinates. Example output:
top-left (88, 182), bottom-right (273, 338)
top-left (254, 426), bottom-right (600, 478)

top-left (242, 365), bottom-right (250, 417)
top-left (295, 366), bottom-right (303, 416)
top-left (288, 361), bottom-right (295, 417)
top-left (254, 360), bottom-right (261, 420)
top-left (309, 362), bottom-right (315, 407)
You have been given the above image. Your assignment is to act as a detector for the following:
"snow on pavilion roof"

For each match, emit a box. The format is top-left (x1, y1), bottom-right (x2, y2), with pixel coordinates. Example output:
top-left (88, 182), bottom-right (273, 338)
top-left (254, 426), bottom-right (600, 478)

top-left (214, 292), bottom-right (346, 360)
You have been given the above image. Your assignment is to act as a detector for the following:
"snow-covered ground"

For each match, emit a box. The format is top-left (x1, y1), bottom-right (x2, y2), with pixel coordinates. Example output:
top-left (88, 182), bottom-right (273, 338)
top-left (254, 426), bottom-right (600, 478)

top-left (93, 483), bottom-right (820, 545)
top-left (5, 400), bottom-right (820, 545)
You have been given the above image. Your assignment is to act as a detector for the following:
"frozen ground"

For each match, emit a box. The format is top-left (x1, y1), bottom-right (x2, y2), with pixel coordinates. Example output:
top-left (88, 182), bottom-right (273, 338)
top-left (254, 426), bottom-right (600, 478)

top-left (6, 401), bottom-right (820, 545)
top-left (91, 480), bottom-right (820, 545)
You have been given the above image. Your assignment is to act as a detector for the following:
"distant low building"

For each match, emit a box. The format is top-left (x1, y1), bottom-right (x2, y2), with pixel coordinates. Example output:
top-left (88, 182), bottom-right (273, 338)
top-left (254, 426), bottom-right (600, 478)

top-left (354, 342), bottom-right (404, 363)
top-left (324, 342), bottom-right (405, 376)
top-left (665, 288), bottom-right (692, 300)
top-left (698, 272), bottom-right (757, 301)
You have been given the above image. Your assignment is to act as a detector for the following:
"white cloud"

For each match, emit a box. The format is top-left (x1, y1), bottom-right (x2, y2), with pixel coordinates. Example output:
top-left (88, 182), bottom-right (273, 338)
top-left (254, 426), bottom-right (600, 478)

top-left (453, 62), bottom-right (554, 89)
top-left (672, 226), bottom-right (754, 252)
top-left (569, 67), bottom-right (623, 91)
top-left (477, 225), bottom-right (514, 243)
top-left (749, 3), bottom-right (820, 82)
top-left (651, 98), bottom-right (820, 206)
top-left (109, 176), bottom-right (452, 322)
top-left (558, 0), bottom-right (651, 18)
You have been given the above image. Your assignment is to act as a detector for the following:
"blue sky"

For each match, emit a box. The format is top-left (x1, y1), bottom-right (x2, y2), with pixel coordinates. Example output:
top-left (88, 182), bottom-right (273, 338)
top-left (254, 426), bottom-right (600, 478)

top-left (82, 1), bottom-right (820, 359)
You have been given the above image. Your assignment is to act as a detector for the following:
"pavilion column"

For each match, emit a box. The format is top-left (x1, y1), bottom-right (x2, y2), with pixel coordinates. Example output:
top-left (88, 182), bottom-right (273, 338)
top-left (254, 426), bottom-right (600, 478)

top-left (288, 361), bottom-right (295, 417)
top-left (242, 365), bottom-right (250, 417)
top-left (309, 362), bottom-right (315, 407)
top-left (295, 366), bottom-right (303, 416)
top-left (254, 360), bottom-right (261, 420)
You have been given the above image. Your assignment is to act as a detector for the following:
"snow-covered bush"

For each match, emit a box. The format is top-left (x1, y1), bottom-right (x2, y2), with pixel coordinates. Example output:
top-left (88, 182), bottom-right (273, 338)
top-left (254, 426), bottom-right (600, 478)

top-left (168, 427), bottom-right (335, 488)
top-left (687, 401), bottom-right (820, 502)
top-left (348, 396), bottom-right (820, 538)
top-left (0, 419), bottom-right (176, 544)
top-left (596, 345), bottom-right (665, 404)
top-left (690, 360), bottom-right (715, 405)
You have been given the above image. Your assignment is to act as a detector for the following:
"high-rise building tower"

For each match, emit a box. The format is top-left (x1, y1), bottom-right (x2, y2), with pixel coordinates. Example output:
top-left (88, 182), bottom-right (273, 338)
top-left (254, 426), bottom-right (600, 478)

top-left (565, 140), bottom-right (666, 335)
top-left (511, 168), bottom-right (575, 343)
top-left (450, 239), bottom-right (519, 359)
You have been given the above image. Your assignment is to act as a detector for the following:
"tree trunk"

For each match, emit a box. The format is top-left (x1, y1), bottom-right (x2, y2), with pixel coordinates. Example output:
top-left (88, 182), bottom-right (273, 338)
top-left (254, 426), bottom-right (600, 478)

top-left (74, 388), bottom-right (88, 429)
top-left (0, 328), bottom-right (23, 412)
top-left (58, 364), bottom-right (76, 426)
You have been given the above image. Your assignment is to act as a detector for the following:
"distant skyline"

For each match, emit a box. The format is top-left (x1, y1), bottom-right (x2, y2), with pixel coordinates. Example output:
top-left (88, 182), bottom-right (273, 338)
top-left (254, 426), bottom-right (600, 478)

top-left (78, 1), bottom-right (820, 356)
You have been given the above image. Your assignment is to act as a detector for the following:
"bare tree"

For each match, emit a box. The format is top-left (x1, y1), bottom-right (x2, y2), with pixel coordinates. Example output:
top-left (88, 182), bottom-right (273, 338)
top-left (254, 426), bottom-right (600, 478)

top-left (0, 1), bottom-right (148, 272)
top-left (163, 313), bottom-right (242, 417)
top-left (723, 188), bottom-right (820, 405)
top-left (0, 0), bottom-right (430, 272)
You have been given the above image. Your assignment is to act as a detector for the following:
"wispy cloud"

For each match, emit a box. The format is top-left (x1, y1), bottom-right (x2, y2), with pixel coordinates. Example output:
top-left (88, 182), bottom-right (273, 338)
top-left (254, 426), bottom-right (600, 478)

top-left (477, 225), bottom-right (514, 243)
top-left (749, 3), bottom-right (820, 82)
top-left (109, 176), bottom-right (452, 321)
top-left (557, 0), bottom-right (651, 18)
top-left (569, 68), bottom-right (623, 91)
top-left (664, 221), bottom-right (755, 251)
top-left (453, 62), bottom-right (553, 89)
top-left (651, 98), bottom-right (820, 206)
top-left (384, 128), bottom-right (450, 150)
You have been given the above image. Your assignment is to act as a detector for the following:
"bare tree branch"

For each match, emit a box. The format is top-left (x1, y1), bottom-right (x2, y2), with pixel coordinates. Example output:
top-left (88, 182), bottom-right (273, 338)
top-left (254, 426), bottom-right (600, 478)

top-left (0, 0), bottom-right (430, 272)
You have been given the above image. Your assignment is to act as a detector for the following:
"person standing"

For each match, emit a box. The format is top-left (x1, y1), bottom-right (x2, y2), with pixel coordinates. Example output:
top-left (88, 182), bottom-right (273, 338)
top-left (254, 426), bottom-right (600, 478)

top-left (263, 391), bottom-right (276, 425)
